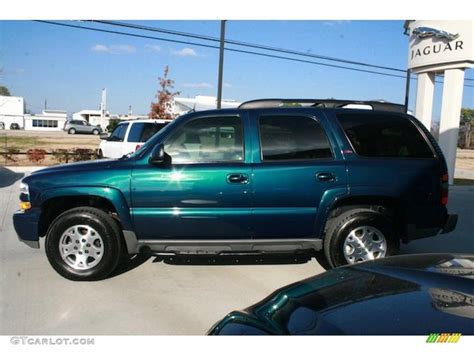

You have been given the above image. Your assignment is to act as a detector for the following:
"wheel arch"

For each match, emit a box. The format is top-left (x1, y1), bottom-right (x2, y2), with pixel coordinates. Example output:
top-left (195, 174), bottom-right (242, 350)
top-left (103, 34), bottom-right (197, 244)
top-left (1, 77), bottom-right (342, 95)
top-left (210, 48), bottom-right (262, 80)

top-left (317, 192), bottom-right (404, 239)
top-left (38, 187), bottom-right (133, 241)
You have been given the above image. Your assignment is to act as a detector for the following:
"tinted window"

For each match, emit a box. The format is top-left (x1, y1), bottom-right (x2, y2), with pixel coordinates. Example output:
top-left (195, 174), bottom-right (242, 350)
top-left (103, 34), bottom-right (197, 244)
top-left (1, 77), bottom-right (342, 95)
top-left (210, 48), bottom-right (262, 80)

top-left (259, 116), bottom-right (332, 161)
top-left (337, 113), bottom-right (434, 158)
top-left (109, 123), bottom-right (128, 142)
top-left (164, 116), bottom-right (243, 163)
top-left (127, 122), bottom-right (168, 143)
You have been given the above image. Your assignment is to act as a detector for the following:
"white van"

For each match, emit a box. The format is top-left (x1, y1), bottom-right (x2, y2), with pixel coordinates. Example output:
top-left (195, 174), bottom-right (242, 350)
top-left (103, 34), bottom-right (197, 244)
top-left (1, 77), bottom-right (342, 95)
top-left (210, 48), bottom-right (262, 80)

top-left (98, 119), bottom-right (170, 159)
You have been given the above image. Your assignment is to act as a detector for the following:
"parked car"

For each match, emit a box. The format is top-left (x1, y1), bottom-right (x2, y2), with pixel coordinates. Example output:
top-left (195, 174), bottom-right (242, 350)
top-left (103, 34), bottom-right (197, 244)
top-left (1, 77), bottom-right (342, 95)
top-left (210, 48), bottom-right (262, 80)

top-left (0, 121), bottom-right (5, 130)
top-left (13, 99), bottom-right (457, 281)
top-left (208, 253), bottom-right (474, 335)
top-left (98, 119), bottom-right (170, 159)
top-left (10, 123), bottom-right (20, 130)
top-left (64, 120), bottom-right (102, 135)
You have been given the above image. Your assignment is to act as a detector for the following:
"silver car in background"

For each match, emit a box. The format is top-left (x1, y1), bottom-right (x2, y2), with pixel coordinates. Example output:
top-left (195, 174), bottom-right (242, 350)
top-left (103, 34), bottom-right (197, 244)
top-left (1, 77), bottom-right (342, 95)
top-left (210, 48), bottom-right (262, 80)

top-left (64, 120), bottom-right (102, 135)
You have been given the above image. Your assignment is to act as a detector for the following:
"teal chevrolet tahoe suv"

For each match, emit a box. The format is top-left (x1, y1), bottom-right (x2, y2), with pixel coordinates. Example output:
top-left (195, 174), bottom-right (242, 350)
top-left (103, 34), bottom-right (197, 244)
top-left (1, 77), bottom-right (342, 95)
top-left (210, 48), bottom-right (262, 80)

top-left (13, 99), bottom-right (457, 281)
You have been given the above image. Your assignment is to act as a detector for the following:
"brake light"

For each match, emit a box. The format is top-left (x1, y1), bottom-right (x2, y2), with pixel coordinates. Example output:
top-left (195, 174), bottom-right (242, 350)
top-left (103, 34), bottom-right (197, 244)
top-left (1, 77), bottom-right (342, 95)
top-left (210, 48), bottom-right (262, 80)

top-left (135, 144), bottom-right (143, 151)
top-left (441, 173), bottom-right (449, 205)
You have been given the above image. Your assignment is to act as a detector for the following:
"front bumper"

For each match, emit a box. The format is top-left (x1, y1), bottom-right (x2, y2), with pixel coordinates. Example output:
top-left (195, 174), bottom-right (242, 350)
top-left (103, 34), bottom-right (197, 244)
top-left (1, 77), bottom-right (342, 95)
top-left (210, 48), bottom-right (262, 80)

top-left (13, 209), bottom-right (41, 249)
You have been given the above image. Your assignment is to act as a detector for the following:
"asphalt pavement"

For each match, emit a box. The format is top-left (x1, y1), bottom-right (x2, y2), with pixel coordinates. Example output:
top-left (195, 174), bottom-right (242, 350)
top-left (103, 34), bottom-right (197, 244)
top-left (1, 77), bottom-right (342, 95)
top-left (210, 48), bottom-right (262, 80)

top-left (0, 166), bottom-right (473, 335)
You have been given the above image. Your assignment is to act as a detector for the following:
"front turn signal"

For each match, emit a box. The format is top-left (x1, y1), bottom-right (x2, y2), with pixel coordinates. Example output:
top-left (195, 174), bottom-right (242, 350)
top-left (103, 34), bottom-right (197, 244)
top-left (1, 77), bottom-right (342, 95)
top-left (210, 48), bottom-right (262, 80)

top-left (20, 201), bottom-right (31, 211)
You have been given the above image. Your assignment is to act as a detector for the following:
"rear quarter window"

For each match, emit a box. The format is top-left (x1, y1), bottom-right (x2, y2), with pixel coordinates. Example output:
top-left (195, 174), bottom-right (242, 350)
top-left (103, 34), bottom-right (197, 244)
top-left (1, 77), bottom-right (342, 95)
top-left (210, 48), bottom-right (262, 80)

top-left (337, 113), bottom-right (434, 158)
top-left (127, 122), bottom-right (167, 143)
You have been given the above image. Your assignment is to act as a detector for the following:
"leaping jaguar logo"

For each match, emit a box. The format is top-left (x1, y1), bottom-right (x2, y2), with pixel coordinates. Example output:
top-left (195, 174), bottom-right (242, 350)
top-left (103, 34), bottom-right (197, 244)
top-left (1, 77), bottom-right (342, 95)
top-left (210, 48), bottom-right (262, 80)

top-left (412, 27), bottom-right (459, 41)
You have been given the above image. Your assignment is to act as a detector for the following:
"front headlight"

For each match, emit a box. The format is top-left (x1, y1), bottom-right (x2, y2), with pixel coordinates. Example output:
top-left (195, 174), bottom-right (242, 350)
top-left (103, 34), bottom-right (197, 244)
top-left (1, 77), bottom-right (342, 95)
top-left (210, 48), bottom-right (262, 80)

top-left (19, 182), bottom-right (31, 211)
top-left (20, 182), bottom-right (29, 195)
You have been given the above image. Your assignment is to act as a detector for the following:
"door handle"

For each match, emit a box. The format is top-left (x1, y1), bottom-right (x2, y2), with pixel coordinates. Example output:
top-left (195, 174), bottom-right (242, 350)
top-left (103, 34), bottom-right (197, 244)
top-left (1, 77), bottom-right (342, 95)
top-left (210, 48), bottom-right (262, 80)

top-left (227, 173), bottom-right (249, 184)
top-left (316, 172), bottom-right (336, 182)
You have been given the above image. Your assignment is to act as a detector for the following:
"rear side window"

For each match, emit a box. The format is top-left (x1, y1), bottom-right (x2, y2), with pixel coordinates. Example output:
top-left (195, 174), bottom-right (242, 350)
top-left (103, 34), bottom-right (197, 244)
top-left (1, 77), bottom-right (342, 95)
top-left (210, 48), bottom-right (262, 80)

top-left (127, 122), bottom-right (168, 143)
top-left (337, 113), bottom-right (434, 158)
top-left (109, 123), bottom-right (129, 142)
top-left (259, 115), bottom-right (332, 161)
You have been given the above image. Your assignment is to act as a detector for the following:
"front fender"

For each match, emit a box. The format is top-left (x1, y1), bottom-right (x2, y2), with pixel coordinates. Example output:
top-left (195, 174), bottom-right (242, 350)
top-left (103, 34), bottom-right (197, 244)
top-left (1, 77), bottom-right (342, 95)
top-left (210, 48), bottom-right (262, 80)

top-left (38, 186), bottom-right (133, 231)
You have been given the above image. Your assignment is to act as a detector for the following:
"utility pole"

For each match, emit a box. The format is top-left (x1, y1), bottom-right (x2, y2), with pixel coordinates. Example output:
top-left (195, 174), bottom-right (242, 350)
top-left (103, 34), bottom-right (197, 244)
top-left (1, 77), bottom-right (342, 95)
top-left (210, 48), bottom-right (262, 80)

top-left (404, 69), bottom-right (411, 113)
top-left (44, 99), bottom-right (47, 110)
top-left (216, 20), bottom-right (226, 109)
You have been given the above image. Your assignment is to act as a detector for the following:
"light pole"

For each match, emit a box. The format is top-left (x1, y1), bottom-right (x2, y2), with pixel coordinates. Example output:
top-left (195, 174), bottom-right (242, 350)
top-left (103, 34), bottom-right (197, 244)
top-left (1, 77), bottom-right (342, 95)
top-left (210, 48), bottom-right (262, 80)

top-left (216, 20), bottom-right (226, 109)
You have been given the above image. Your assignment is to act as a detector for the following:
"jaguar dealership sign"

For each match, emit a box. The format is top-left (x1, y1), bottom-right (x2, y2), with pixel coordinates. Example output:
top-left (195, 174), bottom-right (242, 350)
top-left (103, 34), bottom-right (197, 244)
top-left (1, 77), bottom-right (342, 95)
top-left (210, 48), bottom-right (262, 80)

top-left (408, 20), bottom-right (473, 72)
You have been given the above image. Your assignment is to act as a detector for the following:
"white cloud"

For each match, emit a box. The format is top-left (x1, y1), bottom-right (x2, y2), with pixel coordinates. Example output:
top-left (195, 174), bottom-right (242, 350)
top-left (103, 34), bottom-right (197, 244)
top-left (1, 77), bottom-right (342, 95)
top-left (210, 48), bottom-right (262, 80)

top-left (182, 82), bottom-right (213, 88)
top-left (223, 82), bottom-right (232, 88)
top-left (172, 47), bottom-right (198, 57)
top-left (145, 44), bottom-right (162, 52)
top-left (91, 44), bottom-right (136, 54)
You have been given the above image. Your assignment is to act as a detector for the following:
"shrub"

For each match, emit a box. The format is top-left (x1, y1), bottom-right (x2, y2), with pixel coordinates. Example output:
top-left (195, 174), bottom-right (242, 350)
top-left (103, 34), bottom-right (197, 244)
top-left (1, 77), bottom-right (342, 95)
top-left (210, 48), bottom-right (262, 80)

top-left (26, 148), bottom-right (46, 164)
top-left (72, 148), bottom-right (96, 162)
top-left (52, 149), bottom-right (70, 163)
top-left (1, 148), bottom-right (20, 163)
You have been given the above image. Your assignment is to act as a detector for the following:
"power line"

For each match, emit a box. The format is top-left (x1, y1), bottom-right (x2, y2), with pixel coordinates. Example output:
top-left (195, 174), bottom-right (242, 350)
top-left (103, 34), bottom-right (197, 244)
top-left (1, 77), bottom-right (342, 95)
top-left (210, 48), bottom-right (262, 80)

top-left (92, 20), bottom-right (407, 74)
top-left (34, 20), bottom-right (474, 88)
top-left (92, 20), bottom-right (474, 83)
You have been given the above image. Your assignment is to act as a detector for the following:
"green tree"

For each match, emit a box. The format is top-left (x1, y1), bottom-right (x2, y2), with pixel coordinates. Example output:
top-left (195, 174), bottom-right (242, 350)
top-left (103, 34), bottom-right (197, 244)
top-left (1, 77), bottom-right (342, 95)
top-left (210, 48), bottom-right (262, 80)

top-left (0, 86), bottom-right (11, 96)
top-left (461, 108), bottom-right (474, 123)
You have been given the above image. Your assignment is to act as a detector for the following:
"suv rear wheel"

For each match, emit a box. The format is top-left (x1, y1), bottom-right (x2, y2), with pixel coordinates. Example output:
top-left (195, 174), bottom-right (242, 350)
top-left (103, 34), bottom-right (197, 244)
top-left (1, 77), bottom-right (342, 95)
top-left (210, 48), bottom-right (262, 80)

top-left (322, 208), bottom-right (399, 268)
top-left (45, 207), bottom-right (123, 281)
top-left (68, 128), bottom-right (76, 134)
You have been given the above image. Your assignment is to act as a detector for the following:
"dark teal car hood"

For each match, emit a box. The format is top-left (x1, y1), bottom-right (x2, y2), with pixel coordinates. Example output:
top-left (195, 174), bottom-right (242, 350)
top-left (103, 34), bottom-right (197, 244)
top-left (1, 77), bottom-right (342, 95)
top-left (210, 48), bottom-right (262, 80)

top-left (28, 158), bottom-right (124, 177)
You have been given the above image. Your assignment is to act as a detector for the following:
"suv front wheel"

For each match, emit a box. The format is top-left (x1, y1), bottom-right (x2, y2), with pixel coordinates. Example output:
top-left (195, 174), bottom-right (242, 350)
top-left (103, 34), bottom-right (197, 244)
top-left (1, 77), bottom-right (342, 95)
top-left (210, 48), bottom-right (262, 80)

top-left (322, 208), bottom-right (399, 268)
top-left (45, 207), bottom-right (123, 281)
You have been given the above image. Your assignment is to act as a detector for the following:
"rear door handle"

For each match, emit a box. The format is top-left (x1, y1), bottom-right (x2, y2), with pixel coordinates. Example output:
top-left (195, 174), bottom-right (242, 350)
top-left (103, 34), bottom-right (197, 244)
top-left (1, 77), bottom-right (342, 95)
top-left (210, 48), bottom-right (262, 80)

top-left (227, 173), bottom-right (249, 184)
top-left (316, 172), bottom-right (336, 182)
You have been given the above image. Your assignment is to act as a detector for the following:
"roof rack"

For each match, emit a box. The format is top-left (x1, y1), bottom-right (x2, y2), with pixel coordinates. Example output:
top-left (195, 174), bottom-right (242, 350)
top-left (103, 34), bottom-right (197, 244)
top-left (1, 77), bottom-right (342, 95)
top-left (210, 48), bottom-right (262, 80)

top-left (238, 99), bottom-right (407, 113)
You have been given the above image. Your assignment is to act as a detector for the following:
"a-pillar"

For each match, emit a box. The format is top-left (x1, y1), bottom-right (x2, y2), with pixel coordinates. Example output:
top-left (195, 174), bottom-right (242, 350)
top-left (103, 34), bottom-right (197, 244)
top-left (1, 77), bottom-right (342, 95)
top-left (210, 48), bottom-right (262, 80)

top-left (438, 68), bottom-right (465, 184)
top-left (415, 72), bottom-right (436, 130)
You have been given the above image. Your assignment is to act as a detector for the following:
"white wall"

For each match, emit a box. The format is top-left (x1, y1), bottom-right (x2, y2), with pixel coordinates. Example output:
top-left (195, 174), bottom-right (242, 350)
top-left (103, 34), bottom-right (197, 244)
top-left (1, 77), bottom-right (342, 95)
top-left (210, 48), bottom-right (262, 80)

top-left (0, 96), bottom-right (24, 116)
top-left (0, 115), bottom-right (24, 129)
top-left (0, 96), bottom-right (25, 129)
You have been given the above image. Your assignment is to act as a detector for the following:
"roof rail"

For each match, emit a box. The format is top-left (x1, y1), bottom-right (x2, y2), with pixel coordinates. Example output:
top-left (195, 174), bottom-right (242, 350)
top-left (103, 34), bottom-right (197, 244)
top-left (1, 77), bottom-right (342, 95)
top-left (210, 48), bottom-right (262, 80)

top-left (238, 99), bottom-right (407, 113)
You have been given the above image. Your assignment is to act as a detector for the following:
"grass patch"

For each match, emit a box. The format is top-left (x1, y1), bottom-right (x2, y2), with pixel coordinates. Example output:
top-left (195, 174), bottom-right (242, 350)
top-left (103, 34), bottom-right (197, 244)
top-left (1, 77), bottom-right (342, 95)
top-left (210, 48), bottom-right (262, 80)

top-left (454, 178), bottom-right (474, 185)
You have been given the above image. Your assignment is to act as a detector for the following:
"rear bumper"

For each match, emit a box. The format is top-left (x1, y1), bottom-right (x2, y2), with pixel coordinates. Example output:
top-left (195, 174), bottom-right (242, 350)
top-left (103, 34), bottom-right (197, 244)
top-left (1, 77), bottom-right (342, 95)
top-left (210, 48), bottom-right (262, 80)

top-left (12, 209), bottom-right (41, 249)
top-left (441, 214), bottom-right (458, 234)
top-left (405, 213), bottom-right (458, 241)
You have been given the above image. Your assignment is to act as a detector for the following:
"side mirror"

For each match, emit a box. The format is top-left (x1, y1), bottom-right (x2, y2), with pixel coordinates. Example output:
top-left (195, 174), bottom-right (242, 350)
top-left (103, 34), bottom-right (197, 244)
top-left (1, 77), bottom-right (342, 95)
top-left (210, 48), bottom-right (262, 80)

top-left (100, 133), bottom-right (109, 140)
top-left (149, 143), bottom-right (166, 165)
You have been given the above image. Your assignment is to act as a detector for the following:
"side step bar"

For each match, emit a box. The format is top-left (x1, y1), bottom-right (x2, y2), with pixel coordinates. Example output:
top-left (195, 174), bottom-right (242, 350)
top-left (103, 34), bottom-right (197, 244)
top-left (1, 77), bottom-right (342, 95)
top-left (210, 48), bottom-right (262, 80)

top-left (136, 238), bottom-right (323, 255)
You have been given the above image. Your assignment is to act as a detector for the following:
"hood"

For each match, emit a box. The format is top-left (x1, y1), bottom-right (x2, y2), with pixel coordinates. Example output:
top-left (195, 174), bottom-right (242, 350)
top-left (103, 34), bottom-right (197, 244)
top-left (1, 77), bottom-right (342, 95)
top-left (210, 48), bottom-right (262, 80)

top-left (28, 158), bottom-right (123, 177)
top-left (210, 254), bottom-right (474, 335)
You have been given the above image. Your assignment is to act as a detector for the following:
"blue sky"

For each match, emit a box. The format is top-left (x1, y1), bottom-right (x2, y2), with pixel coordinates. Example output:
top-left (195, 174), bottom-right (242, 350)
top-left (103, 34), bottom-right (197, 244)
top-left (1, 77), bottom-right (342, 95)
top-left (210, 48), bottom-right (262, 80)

top-left (1, 20), bottom-right (473, 117)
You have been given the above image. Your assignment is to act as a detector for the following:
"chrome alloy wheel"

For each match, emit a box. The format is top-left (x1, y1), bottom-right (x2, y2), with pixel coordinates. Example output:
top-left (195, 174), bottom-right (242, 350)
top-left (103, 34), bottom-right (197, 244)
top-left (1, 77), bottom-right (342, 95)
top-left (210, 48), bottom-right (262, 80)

top-left (59, 225), bottom-right (104, 270)
top-left (343, 225), bottom-right (387, 264)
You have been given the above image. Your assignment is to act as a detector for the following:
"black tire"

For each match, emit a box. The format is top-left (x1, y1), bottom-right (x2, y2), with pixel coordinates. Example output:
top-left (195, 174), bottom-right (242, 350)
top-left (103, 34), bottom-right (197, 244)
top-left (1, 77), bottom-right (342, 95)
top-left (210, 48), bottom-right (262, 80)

top-left (97, 149), bottom-right (103, 159)
top-left (68, 128), bottom-right (76, 135)
top-left (92, 129), bottom-right (99, 135)
top-left (45, 207), bottom-right (123, 281)
top-left (323, 208), bottom-right (400, 268)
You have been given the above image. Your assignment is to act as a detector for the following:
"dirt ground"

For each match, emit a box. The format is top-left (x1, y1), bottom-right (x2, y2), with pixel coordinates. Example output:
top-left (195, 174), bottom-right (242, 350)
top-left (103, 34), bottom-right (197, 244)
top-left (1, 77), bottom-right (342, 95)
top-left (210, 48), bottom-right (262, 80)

top-left (456, 149), bottom-right (474, 171)
top-left (0, 130), bottom-right (100, 166)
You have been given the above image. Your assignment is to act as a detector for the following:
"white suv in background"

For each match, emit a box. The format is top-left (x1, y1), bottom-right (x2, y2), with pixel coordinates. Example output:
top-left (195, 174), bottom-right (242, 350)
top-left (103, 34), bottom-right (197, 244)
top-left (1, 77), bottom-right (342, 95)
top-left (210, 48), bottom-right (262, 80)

top-left (98, 119), bottom-right (170, 159)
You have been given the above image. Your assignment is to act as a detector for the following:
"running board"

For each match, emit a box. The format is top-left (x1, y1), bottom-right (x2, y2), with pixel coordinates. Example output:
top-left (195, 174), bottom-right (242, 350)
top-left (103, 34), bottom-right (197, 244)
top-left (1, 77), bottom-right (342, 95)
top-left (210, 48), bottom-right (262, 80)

top-left (136, 238), bottom-right (323, 255)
